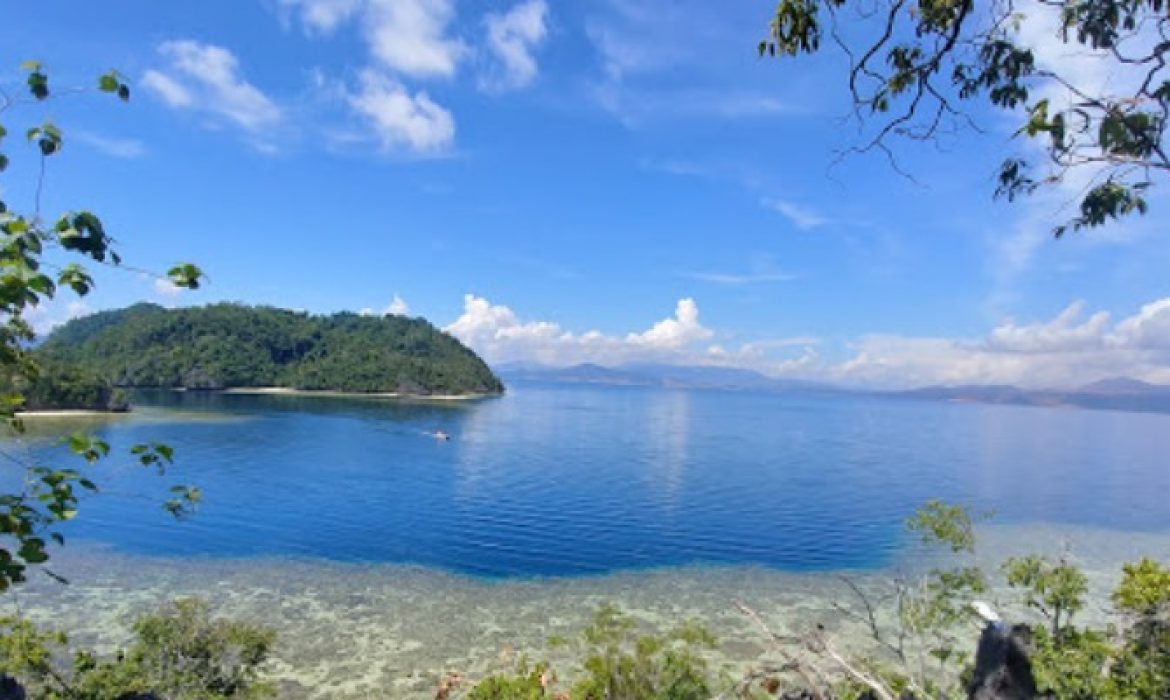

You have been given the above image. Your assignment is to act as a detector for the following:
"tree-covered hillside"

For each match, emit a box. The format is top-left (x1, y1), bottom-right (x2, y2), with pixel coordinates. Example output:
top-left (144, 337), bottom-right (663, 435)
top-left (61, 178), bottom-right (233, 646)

top-left (36, 303), bottom-right (505, 396)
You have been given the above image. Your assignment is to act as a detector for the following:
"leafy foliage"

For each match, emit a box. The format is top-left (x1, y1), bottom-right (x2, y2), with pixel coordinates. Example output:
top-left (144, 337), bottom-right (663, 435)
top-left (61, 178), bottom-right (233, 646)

top-left (36, 302), bottom-right (505, 396)
top-left (0, 598), bottom-right (274, 699)
top-left (463, 604), bottom-right (717, 699)
top-left (760, 0), bottom-right (1170, 235)
top-left (1, 61), bottom-right (204, 589)
top-left (1002, 554), bottom-right (1089, 635)
top-left (465, 658), bottom-right (552, 699)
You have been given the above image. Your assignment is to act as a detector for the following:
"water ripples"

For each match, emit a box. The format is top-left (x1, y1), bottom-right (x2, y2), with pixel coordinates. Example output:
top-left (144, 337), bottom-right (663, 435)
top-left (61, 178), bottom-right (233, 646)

top-left (10, 384), bottom-right (1169, 577)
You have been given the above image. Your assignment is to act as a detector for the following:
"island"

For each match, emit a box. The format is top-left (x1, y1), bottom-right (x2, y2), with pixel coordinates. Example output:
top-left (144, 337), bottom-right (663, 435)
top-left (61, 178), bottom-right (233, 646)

top-left (33, 303), bottom-right (505, 398)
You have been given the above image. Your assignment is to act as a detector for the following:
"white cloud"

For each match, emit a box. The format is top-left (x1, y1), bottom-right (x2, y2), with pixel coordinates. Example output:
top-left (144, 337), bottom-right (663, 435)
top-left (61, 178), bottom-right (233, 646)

top-left (385, 294), bottom-right (411, 315)
top-left (627, 298), bottom-right (713, 348)
top-left (143, 41), bottom-right (281, 135)
top-left (347, 69), bottom-right (455, 153)
top-left (836, 299), bottom-right (1170, 388)
top-left (988, 301), bottom-right (1110, 353)
top-left (280, 0), bottom-right (361, 34)
top-left (141, 70), bottom-right (193, 107)
top-left (444, 294), bottom-right (1170, 390)
top-left (153, 278), bottom-right (182, 297)
top-left (480, 0), bottom-right (549, 92)
top-left (446, 294), bottom-right (725, 366)
top-left (1115, 298), bottom-right (1170, 350)
top-left (761, 198), bottom-right (828, 231)
top-left (364, 0), bottom-right (464, 79)
top-left (280, 0), bottom-right (466, 80)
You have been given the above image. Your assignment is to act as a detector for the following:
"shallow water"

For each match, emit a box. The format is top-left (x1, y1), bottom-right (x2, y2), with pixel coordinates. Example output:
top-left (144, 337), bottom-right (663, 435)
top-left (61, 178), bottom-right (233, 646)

top-left (11, 524), bottom-right (1170, 699)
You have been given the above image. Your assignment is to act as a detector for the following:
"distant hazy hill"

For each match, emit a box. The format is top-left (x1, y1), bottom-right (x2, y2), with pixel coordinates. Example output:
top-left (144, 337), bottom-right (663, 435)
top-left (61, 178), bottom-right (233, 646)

top-left (495, 362), bottom-right (836, 393)
top-left (501, 363), bottom-right (1170, 416)
top-left (895, 377), bottom-right (1170, 414)
top-left (37, 303), bottom-right (504, 396)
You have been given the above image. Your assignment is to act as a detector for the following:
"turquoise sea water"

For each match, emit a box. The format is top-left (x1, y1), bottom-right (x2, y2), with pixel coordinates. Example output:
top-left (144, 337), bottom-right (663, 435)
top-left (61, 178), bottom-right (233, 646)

top-left (8, 382), bottom-right (1170, 576)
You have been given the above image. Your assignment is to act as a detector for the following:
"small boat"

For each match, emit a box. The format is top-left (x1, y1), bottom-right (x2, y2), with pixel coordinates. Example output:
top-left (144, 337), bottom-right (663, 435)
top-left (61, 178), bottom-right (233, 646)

top-left (434, 430), bottom-right (450, 441)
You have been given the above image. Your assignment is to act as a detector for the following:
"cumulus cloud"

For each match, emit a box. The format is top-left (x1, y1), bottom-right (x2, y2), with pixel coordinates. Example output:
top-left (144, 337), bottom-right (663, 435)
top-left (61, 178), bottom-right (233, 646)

top-left (143, 40), bottom-right (281, 134)
top-left (443, 294), bottom-right (1170, 389)
top-left (280, 0), bottom-right (361, 34)
top-left (627, 299), bottom-right (713, 348)
top-left (836, 299), bottom-right (1170, 388)
top-left (480, 0), bottom-right (549, 92)
top-left (347, 69), bottom-right (454, 153)
top-left (285, 0), bottom-right (466, 77)
top-left (988, 301), bottom-right (1110, 353)
top-left (364, 0), bottom-right (465, 79)
top-left (446, 295), bottom-right (725, 366)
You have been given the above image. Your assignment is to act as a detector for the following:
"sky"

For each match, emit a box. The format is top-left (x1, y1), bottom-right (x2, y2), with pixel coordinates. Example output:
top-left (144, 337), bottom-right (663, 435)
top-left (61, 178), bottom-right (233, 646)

top-left (2, 0), bottom-right (1170, 389)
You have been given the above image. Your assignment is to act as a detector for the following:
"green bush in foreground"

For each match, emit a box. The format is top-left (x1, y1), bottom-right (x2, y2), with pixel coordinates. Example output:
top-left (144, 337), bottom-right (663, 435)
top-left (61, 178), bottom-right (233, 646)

top-left (463, 604), bottom-right (717, 700)
top-left (0, 598), bottom-right (274, 699)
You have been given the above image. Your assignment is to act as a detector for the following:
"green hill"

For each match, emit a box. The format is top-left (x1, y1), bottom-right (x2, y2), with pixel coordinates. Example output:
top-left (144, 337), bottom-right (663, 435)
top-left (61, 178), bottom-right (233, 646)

top-left (36, 303), bottom-right (504, 396)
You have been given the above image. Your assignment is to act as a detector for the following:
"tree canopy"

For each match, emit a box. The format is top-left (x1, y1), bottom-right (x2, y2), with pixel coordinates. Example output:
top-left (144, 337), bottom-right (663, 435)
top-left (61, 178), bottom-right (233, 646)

top-left (761, 0), bottom-right (1170, 236)
top-left (37, 302), bottom-right (505, 396)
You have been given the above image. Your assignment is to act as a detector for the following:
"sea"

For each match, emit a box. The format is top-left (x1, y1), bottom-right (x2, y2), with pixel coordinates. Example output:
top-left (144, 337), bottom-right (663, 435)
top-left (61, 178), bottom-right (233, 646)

top-left (4, 383), bottom-right (1169, 697)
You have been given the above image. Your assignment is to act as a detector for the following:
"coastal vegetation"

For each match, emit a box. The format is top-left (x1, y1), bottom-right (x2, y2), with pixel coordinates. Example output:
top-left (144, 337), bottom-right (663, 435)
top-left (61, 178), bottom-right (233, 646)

top-left (0, 598), bottom-right (274, 699)
top-left (36, 303), bottom-right (504, 397)
top-left (0, 360), bottom-right (126, 412)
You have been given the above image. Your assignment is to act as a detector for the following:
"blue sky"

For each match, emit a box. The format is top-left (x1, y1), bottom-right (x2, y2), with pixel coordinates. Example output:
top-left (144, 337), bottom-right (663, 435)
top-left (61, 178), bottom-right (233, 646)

top-left (3, 0), bottom-right (1169, 388)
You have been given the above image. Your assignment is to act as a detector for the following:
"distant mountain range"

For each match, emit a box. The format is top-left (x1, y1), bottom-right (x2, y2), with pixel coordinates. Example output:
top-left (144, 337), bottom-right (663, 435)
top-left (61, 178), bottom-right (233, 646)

top-left (895, 377), bottom-right (1170, 414)
top-left (497, 362), bottom-right (1170, 415)
top-left (494, 362), bottom-right (837, 393)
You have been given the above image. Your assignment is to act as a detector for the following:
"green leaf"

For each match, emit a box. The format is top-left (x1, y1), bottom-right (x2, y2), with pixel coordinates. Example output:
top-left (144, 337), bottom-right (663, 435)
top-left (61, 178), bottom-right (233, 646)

top-left (167, 263), bottom-right (205, 290)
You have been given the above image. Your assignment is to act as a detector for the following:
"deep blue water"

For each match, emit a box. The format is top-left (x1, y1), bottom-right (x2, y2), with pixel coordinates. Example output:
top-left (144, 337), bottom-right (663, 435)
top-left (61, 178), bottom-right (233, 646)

top-left (7, 384), bottom-right (1170, 577)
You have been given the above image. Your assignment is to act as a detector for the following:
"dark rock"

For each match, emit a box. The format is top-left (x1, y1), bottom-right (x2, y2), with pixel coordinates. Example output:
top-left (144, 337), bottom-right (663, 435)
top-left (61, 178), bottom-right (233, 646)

top-left (0, 675), bottom-right (25, 700)
top-left (180, 366), bottom-right (223, 390)
top-left (969, 623), bottom-right (1045, 699)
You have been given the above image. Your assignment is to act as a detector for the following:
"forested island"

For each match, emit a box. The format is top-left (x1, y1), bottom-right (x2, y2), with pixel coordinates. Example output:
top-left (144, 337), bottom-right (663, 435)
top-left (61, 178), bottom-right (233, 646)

top-left (33, 303), bottom-right (504, 398)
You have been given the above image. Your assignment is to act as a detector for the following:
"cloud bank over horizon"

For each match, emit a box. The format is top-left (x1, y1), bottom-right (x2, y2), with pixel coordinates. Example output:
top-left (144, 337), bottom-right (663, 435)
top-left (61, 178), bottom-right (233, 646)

top-left (444, 294), bottom-right (1170, 390)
